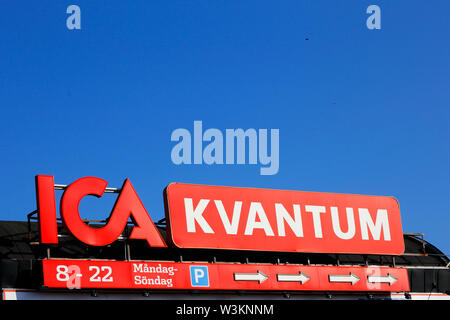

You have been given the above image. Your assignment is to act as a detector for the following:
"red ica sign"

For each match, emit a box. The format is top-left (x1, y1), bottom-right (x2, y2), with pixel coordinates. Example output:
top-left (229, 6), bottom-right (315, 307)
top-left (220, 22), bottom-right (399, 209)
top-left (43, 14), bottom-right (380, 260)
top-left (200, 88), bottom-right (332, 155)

top-left (164, 183), bottom-right (405, 255)
top-left (42, 259), bottom-right (410, 292)
top-left (35, 175), bottom-right (166, 247)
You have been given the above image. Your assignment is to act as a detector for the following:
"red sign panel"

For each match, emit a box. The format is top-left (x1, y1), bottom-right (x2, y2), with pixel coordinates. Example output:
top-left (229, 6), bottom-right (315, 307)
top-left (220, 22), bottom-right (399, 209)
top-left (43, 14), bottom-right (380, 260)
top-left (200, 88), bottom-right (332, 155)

top-left (164, 183), bottom-right (404, 255)
top-left (42, 259), bottom-right (410, 292)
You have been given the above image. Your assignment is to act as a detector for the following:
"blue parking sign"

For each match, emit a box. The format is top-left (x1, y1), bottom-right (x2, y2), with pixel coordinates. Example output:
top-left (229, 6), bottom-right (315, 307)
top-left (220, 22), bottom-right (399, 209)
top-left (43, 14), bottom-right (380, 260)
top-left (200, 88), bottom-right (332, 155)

top-left (189, 266), bottom-right (209, 287)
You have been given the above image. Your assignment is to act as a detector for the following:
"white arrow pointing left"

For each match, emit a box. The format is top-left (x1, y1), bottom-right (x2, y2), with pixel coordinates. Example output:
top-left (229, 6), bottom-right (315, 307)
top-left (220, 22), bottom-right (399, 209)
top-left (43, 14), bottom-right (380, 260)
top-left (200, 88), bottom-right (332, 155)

top-left (234, 271), bottom-right (268, 283)
top-left (368, 274), bottom-right (398, 285)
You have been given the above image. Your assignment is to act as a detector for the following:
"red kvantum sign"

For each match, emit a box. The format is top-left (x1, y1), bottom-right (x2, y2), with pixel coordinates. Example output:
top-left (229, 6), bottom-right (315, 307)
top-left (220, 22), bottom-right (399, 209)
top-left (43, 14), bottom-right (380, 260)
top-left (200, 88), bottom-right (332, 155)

top-left (36, 175), bottom-right (409, 292)
top-left (42, 259), bottom-right (410, 292)
top-left (165, 183), bottom-right (404, 255)
top-left (36, 176), bottom-right (404, 255)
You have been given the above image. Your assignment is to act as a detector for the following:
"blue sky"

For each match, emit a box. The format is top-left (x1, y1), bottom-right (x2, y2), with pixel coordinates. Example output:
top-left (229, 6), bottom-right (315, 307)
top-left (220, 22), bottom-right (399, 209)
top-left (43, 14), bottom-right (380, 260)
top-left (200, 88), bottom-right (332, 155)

top-left (0, 1), bottom-right (448, 255)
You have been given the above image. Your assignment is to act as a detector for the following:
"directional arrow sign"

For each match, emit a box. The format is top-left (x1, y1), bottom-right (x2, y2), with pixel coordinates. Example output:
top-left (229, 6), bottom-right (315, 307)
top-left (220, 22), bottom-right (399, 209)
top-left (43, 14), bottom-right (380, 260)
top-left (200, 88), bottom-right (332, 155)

top-left (277, 272), bottom-right (310, 284)
top-left (43, 259), bottom-right (410, 292)
top-left (234, 271), bottom-right (268, 283)
top-left (328, 272), bottom-right (360, 285)
top-left (368, 274), bottom-right (398, 285)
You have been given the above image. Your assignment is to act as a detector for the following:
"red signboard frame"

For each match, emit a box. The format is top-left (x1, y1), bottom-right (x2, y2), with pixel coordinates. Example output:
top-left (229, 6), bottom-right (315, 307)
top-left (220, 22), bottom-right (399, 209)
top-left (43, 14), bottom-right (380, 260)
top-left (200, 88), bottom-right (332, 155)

top-left (42, 259), bottom-right (410, 292)
top-left (164, 183), bottom-right (405, 255)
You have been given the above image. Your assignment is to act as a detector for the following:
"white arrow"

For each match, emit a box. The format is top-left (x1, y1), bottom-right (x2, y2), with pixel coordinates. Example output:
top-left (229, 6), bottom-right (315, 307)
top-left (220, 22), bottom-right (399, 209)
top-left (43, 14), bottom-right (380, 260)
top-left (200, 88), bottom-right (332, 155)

top-left (234, 271), bottom-right (268, 283)
top-left (368, 274), bottom-right (398, 285)
top-left (277, 272), bottom-right (310, 284)
top-left (329, 272), bottom-right (360, 285)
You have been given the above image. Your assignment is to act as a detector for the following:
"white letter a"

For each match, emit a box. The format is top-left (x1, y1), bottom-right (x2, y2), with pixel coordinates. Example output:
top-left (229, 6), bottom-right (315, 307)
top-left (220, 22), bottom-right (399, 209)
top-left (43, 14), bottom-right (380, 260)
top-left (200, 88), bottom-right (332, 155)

top-left (66, 5), bottom-right (81, 30)
top-left (366, 5), bottom-right (381, 30)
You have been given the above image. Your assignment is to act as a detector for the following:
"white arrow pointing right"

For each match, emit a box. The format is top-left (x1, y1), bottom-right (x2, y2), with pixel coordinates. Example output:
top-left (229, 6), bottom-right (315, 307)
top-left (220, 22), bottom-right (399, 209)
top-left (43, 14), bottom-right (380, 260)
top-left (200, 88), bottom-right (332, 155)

top-left (328, 272), bottom-right (360, 285)
top-left (277, 272), bottom-right (310, 284)
top-left (367, 274), bottom-right (398, 285)
top-left (234, 271), bottom-right (268, 284)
